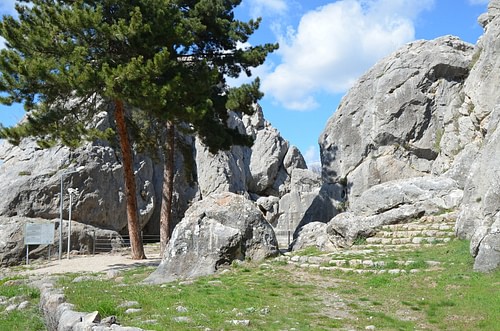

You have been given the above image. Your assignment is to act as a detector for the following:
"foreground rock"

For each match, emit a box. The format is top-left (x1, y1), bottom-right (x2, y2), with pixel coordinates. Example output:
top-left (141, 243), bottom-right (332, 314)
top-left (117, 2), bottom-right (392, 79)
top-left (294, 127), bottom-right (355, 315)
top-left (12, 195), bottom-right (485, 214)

top-left (144, 192), bottom-right (279, 284)
top-left (454, 0), bottom-right (500, 272)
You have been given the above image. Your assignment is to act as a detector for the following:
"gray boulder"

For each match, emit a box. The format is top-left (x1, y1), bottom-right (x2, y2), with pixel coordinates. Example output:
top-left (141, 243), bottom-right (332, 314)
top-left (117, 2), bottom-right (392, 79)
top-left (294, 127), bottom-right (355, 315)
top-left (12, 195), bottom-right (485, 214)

top-left (144, 192), bottom-right (279, 284)
top-left (319, 36), bottom-right (474, 203)
top-left (290, 222), bottom-right (336, 252)
top-left (325, 177), bottom-right (462, 247)
top-left (350, 176), bottom-right (463, 216)
top-left (474, 232), bottom-right (500, 272)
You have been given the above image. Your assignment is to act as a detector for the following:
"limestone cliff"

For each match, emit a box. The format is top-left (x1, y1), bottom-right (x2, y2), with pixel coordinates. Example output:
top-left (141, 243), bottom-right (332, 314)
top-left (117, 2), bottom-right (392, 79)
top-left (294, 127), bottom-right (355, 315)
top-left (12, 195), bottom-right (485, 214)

top-left (317, 0), bottom-right (500, 271)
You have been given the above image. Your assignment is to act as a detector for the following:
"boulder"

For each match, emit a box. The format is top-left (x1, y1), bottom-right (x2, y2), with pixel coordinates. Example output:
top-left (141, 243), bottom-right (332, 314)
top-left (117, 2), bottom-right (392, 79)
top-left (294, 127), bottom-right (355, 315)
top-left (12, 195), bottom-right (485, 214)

top-left (349, 176), bottom-right (463, 216)
top-left (144, 192), bottom-right (279, 284)
top-left (319, 36), bottom-right (474, 201)
top-left (323, 176), bottom-right (462, 247)
top-left (474, 232), bottom-right (500, 273)
top-left (290, 222), bottom-right (336, 252)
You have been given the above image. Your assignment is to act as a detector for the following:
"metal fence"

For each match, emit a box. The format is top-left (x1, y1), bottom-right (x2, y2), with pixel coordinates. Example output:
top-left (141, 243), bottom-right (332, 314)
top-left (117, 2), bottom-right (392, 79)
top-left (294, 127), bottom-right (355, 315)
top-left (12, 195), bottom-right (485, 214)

top-left (91, 231), bottom-right (160, 255)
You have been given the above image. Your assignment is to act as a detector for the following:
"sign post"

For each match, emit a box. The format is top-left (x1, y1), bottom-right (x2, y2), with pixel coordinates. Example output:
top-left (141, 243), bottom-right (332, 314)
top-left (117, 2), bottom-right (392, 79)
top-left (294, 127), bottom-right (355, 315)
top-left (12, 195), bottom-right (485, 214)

top-left (24, 223), bottom-right (55, 265)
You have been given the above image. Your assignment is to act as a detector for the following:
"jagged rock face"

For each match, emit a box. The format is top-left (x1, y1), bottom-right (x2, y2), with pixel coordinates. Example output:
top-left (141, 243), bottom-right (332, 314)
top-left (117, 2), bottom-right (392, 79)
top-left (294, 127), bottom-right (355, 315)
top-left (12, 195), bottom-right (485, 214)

top-left (0, 137), bottom-right (155, 232)
top-left (195, 107), bottom-right (307, 199)
top-left (144, 192), bottom-right (279, 284)
top-left (454, 0), bottom-right (500, 272)
top-left (317, 2), bottom-right (500, 271)
top-left (0, 106), bottom-right (314, 264)
top-left (319, 36), bottom-right (474, 204)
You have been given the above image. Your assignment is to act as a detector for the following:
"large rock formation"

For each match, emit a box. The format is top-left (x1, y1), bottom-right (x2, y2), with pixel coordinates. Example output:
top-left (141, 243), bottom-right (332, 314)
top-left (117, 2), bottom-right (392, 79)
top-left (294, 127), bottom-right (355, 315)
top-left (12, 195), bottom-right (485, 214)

top-left (319, 35), bottom-right (473, 202)
top-left (144, 192), bottom-right (279, 284)
top-left (311, 1), bottom-right (500, 271)
top-left (453, 0), bottom-right (500, 272)
top-left (0, 106), bottom-right (317, 265)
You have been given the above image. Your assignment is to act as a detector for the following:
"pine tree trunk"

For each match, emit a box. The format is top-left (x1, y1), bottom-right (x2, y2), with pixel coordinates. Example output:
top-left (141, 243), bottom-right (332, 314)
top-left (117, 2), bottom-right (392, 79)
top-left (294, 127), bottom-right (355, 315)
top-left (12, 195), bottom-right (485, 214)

top-left (114, 100), bottom-right (146, 260)
top-left (160, 120), bottom-right (175, 255)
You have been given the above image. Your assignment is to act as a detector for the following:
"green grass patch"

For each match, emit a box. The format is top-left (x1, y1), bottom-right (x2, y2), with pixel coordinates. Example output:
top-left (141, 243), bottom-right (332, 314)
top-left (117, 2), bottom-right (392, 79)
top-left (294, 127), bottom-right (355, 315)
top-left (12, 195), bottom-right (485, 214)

top-left (294, 246), bottom-right (323, 256)
top-left (324, 240), bottom-right (500, 330)
top-left (0, 277), bottom-right (45, 331)
top-left (54, 239), bottom-right (499, 331)
top-left (60, 265), bottom-right (338, 330)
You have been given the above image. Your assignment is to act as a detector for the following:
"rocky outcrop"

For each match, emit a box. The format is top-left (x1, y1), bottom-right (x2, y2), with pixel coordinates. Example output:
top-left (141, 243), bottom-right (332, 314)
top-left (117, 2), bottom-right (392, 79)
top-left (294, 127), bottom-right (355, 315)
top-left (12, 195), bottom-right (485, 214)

top-left (0, 105), bottom-right (315, 265)
top-left (314, 1), bottom-right (500, 271)
top-left (144, 192), bottom-right (279, 284)
top-left (319, 35), bottom-right (474, 201)
top-left (453, 0), bottom-right (500, 272)
top-left (0, 134), bottom-right (156, 233)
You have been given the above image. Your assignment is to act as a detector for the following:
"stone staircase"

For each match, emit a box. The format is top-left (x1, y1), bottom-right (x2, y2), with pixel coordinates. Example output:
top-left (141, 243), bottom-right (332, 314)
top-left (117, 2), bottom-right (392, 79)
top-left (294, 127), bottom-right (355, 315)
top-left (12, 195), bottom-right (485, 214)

top-left (276, 212), bottom-right (457, 275)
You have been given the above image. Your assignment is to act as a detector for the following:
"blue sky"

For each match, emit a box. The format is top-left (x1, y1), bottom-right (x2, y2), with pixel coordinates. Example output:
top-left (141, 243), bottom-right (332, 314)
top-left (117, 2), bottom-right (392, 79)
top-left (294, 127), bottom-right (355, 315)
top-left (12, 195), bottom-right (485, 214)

top-left (0, 0), bottom-right (490, 165)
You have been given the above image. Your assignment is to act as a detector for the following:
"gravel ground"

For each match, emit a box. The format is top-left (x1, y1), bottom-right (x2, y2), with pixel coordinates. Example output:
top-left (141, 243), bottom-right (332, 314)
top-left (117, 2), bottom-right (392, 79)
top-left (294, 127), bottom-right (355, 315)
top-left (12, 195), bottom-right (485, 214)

top-left (25, 253), bottom-right (162, 275)
top-left (1, 249), bottom-right (162, 278)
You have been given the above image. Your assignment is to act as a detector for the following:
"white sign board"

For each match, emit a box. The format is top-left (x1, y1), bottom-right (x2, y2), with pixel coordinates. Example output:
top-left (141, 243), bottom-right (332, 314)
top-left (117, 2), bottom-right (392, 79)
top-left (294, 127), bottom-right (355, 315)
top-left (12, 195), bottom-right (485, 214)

top-left (24, 223), bottom-right (55, 245)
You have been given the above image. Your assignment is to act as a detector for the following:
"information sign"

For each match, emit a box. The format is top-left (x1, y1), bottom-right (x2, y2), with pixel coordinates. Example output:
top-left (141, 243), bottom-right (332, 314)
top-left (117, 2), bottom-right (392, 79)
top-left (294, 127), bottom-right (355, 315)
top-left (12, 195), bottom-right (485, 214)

top-left (24, 223), bottom-right (55, 245)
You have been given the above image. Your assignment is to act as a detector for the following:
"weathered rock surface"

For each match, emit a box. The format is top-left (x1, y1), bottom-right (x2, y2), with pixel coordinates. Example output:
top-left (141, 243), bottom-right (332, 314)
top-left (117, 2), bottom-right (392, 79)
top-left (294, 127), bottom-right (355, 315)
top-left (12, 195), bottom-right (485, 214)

top-left (290, 222), bottom-right (336, 252)
top-left (0, 106), bottom-right (314, 265)
top-left (453, 0), bottom-right (500, 271)
top-left (315, 2), bottom-right (500, 270)
top-left (144, 192), bottom-right (279, 284)
top-left (0, 134), bottom-right (156, 232)
top-left (319, 35), bottom-right (474, 200)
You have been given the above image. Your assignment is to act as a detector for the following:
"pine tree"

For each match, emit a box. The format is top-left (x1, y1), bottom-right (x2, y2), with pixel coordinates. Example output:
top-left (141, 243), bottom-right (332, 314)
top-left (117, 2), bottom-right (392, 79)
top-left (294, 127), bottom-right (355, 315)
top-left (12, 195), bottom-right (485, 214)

top-left (0, 0), bottom-right (277, 256)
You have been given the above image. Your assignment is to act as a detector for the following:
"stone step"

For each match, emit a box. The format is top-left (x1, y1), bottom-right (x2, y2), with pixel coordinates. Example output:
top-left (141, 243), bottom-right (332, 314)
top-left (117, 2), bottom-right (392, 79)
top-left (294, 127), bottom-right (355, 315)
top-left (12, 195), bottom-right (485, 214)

top-left (373, 229), bottom-right (454, 239)
top-left (280, 255), bottom-right (441, 269)
top-left (379, 222), bottom-right (455, 232)
top-left (290, 263), bottom-right (441, 274)
top-left (348, 242), bottom-right (449, 251)
top-left (366, 236), bottom-right (453, 245)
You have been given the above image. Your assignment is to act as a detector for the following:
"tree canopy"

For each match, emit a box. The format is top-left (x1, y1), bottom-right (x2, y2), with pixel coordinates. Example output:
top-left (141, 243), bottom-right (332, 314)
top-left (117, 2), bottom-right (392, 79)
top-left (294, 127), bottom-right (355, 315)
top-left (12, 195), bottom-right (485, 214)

top-left (0, 0), bottom-right (277, 259)
top-left (0, 0), bottom-right (277, 148)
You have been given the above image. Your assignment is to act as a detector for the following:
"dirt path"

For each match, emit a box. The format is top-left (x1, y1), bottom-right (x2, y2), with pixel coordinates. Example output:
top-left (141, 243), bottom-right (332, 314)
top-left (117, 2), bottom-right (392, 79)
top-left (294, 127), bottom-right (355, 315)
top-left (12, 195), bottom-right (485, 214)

top-left (1, 251), bottom-right (162, 278)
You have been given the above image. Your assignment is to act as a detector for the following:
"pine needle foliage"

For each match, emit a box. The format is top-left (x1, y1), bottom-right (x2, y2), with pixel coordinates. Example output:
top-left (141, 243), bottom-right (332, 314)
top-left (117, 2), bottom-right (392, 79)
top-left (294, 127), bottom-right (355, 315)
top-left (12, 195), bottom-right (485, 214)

top-left (0, 0), bottom-right (277, 149)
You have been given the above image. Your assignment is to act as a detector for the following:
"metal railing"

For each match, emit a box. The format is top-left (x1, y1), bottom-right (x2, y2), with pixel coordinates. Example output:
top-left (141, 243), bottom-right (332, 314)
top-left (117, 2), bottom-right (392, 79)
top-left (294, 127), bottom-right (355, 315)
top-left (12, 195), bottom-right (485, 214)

top-left (91, 231), bottom-right (160, 255)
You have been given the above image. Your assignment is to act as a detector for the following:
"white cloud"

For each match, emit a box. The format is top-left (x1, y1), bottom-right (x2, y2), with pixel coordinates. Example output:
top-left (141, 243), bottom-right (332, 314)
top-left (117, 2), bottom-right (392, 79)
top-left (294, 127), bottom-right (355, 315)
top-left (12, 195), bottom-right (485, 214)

top-left (262, 0), bottom-right (434, 111)
top-left (246, 0), bottom-right (288, 18)
top-left (304, 145), bottom-right (321, 167)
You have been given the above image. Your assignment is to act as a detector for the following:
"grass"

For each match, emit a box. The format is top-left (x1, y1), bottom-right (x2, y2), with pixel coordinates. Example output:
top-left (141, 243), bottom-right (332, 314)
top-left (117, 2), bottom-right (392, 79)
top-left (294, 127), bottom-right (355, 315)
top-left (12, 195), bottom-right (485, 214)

top-left (326, 240), bottom-right (500, 330)
top-left (0, 277), bottom-right (46, 331)
top-left (4, 238), bottom-right (497, 331)
top-left (59, 266), bottom-right (333, 330)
